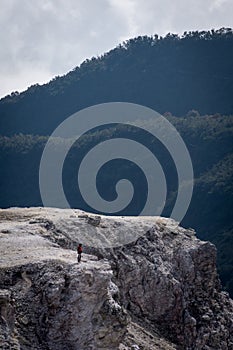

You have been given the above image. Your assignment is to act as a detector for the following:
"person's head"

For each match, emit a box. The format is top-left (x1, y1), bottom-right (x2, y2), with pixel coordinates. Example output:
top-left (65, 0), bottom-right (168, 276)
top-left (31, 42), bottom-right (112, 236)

top-left (79, 243), bottom-right (82, 247)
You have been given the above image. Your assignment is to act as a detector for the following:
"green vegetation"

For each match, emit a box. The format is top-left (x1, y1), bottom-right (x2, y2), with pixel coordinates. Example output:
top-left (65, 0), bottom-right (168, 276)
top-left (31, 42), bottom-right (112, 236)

top-left (0, 113), bottom-right (232, 296)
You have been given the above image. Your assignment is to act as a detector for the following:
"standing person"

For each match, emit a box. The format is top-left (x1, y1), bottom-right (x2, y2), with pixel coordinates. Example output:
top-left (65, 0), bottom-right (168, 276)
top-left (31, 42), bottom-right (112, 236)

top-left (77, 243), bottom-right (82, 263)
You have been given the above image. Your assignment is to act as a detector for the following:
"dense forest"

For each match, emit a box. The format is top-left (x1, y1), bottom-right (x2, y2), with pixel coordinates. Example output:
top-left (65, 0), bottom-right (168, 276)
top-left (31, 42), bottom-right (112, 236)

top-left (0, 29), bottom-right (232, 296)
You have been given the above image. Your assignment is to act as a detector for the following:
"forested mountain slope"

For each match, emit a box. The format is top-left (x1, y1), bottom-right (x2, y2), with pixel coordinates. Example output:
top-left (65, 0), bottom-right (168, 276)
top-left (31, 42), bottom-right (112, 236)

top-left (1, 28), bottom-right (233, 135)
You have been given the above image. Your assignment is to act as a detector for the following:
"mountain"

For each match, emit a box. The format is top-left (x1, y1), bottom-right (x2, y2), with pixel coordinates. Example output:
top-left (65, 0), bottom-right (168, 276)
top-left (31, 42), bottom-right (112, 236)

top-left (1, 28), bottom-right (233, 136)
top-left (0, 28), bottom-right (232, 297)
top-left (0, 207), bottom-right (233, 349)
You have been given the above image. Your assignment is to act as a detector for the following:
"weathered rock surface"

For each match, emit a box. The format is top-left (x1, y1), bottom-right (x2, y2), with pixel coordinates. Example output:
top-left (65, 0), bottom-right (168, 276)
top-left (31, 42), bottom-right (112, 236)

top-left (0, 207), bottom-right (233, 350)
top-left (110, 222), bottom-right (233, 349)
top-left (0, 209), bottom-right (128, 350)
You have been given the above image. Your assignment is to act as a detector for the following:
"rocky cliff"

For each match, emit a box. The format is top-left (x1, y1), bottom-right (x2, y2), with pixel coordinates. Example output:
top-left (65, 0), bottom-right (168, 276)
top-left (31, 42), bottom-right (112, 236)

top-left (0, 207), bottom-right (232, 350)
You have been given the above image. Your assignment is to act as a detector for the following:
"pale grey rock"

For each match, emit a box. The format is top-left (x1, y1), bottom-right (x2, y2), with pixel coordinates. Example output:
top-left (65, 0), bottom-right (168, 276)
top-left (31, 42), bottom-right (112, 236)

top-left (0, 261), bottom-right (128, 350)
top-left (0, 289), bottom-right (20, 350)
top-left (87, 215), bottom-right (101, 227)
top-left (108, 222), bottom-right (233, 350)
top-left (0, 208), bottom-right (128, 350)
top-left (0, 207), bottom-right (233, 350)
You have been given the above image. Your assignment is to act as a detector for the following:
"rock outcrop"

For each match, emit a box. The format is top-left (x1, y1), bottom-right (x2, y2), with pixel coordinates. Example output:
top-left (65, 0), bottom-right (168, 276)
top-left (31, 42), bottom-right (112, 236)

top-left (0, 207), bottom-right (232, 350)
top-left (110, 222), bottom-right (233, 349)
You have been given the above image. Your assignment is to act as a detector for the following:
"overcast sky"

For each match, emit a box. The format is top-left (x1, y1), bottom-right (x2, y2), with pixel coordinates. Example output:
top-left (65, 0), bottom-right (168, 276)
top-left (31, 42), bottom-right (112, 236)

top-left (0, 0), bottom-right (233, 98)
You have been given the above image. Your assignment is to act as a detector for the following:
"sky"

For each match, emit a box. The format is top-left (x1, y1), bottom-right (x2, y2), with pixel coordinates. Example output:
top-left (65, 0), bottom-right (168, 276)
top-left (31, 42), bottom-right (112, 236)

top-left (0, 0), bottom-right (233, 98)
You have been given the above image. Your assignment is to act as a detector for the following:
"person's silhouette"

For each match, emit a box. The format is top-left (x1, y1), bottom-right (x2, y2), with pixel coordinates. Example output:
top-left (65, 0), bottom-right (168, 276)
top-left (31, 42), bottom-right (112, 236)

top-left (77, 243), bottom-right (82, 263)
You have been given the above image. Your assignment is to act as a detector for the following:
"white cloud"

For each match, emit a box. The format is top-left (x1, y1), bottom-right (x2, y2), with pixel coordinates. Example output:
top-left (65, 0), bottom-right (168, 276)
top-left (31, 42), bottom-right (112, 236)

top-left (109, 0), bottom-right (139, 39)
top-left (210, 0), bottom-right (229, 11)
top-left (0, 0), bottom-right (233, 98)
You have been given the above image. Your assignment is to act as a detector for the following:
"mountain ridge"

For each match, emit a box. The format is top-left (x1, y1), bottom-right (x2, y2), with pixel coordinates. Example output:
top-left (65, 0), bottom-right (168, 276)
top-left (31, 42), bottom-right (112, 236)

top-left (1, 28), bottom-right (233, 136)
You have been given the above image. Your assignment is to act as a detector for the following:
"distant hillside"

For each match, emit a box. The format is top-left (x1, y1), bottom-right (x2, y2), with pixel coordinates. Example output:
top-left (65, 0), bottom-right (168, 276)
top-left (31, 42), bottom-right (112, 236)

top-left (0, 114), bottom-right (232, 296)
top-left (1, 28), bottom-right (233, 136)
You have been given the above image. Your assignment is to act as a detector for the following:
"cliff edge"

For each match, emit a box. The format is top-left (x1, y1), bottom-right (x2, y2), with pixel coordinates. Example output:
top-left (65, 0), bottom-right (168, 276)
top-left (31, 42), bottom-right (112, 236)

top-left (0, 207), bottom-right (232, 350)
